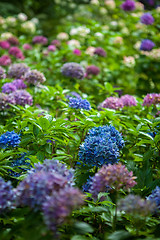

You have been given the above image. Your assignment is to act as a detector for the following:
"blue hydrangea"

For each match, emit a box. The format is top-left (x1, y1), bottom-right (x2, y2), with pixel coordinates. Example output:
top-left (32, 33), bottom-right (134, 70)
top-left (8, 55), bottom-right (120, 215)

top-left (0, 131), bottom-right (21, 149)
top-left (147, 186), bottom-right (160, 213)
top-left (9, 153), bottom-right (31, 177)
top-left (68, 97), bottom-right (91, 110)
top-left (78, 125), bottom-right (124, 167)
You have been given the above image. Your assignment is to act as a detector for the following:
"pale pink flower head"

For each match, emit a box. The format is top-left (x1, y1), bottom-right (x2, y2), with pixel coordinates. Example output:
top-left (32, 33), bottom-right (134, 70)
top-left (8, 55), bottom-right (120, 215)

top-left (23, 43), bottom-right (32, 50)
top-left (100, 96), bottom-right (124, 110)
top-left (48, 45), bottom-right (56, 52)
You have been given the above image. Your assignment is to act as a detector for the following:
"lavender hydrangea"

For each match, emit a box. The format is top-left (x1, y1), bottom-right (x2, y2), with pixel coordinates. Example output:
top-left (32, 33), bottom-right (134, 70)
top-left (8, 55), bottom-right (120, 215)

top-left (79, 125), bottom-right (124, 167)
top-left (0, 66), bottom-right (6, 79)
top-left (147, 186), bottom-right (160, 213)
top-left (0, 177), bottom-right (15, 213)
top-left (9, 90), bottom-right (33, 106)
top-left (140, 13), bottom-right (154, 25)
top-left (8, 63), bottom-right (29, 79)
top-left (118, 194), bottom-right (155, 216)
top-left (32, 36), bottom-right (48, 45)
top-left (94, 47), bottom-right (106, 57)
top-left (140, 39), bottom-right (155, 51)
top-left (0, 131), bottom-right (21, 149)
top-left (61, 62), bottom-right (85, 80)
top-left (2, 82), bottom-right (17, 93)
top-left (100, 96), bottom-right (124, 110)
top-left (12, 79), bottom-right (27, 89)
top-left (120, 95), bottom-right (137, 107)
top-left (89, 163), bottom-right (137, 199)
top-left (121, 0), bottom-right (135, 11)
top-left (0, 93), bottom-right (15, 110)
top-left (142, 93), bottom-right (160, 106)
top-left (68, 97), bottom-right (91, 110)
top-left (42, 187), bottom-right (84, 232)
top-left (23, 69), bottom-right (46, 85)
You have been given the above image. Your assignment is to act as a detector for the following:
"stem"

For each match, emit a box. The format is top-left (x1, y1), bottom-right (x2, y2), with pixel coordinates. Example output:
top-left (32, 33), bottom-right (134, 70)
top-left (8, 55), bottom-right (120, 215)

top-left (112, 204), bottom-right (117, 232)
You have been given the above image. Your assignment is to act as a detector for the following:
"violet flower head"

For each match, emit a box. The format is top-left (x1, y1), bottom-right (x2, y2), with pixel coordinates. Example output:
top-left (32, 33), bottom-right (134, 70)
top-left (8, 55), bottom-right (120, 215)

top-left (48, 45), bottom-right (56, 52)
top-left (100, 96), bottom-right (124, 110)
top-left (51, 39), bottom-right (61, 47)
top-left (89, 163), bottom-right (137, 199)
top-left (61, 62), bottom-right (85, 80)
top-left (140, 39), bottom-right (155, 51)
top-left (23, 43), bottom-right (32, 50)
top-left (0, 40), bottom-right (10, 49)
top-left (94, 47), bottom-right (106, 57)
top-left (0, 177), bottom-right (15, 213)
top-left (68, 97), bottom-right (91, 110)
top-left (8, 63), bottom-right (30, 79)
top-left (140, 13), bottom-right (154, 25)
top-left (32, 35), bottom-right (48, 45)
top-left (147, 186), bottom-right (160, 213)
top-left (9, 46), bottom-right (24, 60)
top-left (7, 37), bottom-right (19, 46)
top-left (0, 130), bottom-right (21, 149)
top-left (42, 187), bottom-right (84, 232)
top-left (121, 0), bottom-right (135, 11)
top-left (9, 90), bottom-right (33, 106)
top-left (142, 93), bottom-right (160, 106)
top-left (24, 69), bottom-right (46, 85)
top-left (120, 95), bottom-right (137, 107)
top-left (12, 79), bottom-right (27, 89)
top-left (0, 93), bottom-right (15, 110)
top-left (0, 66), bottom-right (6, 79)
top-left (0, 55), bottom-right (11, 66)
top-left (86, 65), bottom-right (100, 77)
top-left (118, 194), bottom-right (155, 216)
top-left (2, 82), bottom-right (17, 94)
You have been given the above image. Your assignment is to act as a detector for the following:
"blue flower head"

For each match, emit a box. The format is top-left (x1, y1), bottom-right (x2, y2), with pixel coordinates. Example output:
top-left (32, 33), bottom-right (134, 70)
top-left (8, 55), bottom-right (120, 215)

top-left (0, 131), bottom-right (21, 149)
top-left (69, 97), bottom-right (91, 110)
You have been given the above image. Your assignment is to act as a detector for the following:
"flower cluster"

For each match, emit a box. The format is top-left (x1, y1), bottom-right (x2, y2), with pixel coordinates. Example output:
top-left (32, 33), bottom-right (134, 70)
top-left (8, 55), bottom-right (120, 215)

top-left (9, 154), bottom-right (31, 177)
top-left (8, 63), bottom-right (29, 79)
top-left (0, 40), bottom-right (10, 49)
top-left (9, 46), bottom-right (24, 59)
top-left (86, 65), bottom-right (100, 77)
top-left (142, 93), bottom-right (160, 106)
top-left (32, 35), bottom-right (48, 45)
top-left (100, 97), bottom-right (124, 110)
top-left (2, 79), bottom-right (27, 94)
top-left (9, 90), bottom-right (33, 106)
top-left (140, 39), bottom-right (155, 51)
top-left (68, 97), bottom-right (91, 110)
top-left (0, 55), bottom-right (11, 66)
top-left (140, 13), bottom-right (154, 25)
top-left (89, 163), bottom-right (136, 199)
top-left (121, 94), bottom-right (137, 106)
top-left (147, 186), bottom-right (160, 213)
top-left (61, 62), bottom-right (85, 80)
top-left (0, 177), bottom-right (15, 213)
top-left (118, 194), bottom-right (155, 216)
top-left (121, 0), bottom-right (135, 11)
top-left (0, 66), bottom-right (6, 79)
top-left (0, 130), bottom-right (21, 149)
top-left (94, 47), bottom-right (106, 57)
top-left (0, 93), bottom-right (15, 110)
top-left (24, 69), bottom-right (46, 85)
top-left (7, 36), bottom-right (19, 45)
top-left (79, 125), bottom-right (124, 167)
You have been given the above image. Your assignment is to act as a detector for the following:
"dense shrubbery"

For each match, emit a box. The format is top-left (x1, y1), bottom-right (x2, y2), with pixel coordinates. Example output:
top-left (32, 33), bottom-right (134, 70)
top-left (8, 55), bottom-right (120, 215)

top-left (0, 1), bottom-right (160, 239)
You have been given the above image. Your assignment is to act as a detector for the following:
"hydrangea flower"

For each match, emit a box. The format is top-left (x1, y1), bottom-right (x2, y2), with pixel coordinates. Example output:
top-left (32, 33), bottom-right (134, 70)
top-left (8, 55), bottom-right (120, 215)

top-left (0, 93), bottom-right (15, 110)
top-left (0, 66), bottom-right (6, 79)
top-left (121, 0), bottom-right (135, 11)
top-left (147, 186), bottom-right (160, 213)
top-left (86, 65), bottom-right (100, 77)
top-left (140, 39), bottom-right (155, 51)
top-left (68, 97), bottom-right (91, 110)
top-left (0, 177), bottom-right (15, 213)
top-left (100, 96), bottom-right (124, 110)
top-left (2, 82), bottom-right (17, 93)
top-left (8, 63), bottom-right (29, 79)
top-left (79, 125), bottom-right (124, 167)
top-left (73, 49), bottom-right (81, 56)
top-left (142, 93), bottom-right (160, 106)
top-left (94, 47), bottom-right (106, 57)
top-left (48, 45), bottom-right (56, 52)
top-left (9, 90), bottom-right (33, 106)
top-left (23, 43), bottom-right (32, 50)
top-left (9, 154), bottom-right (31, 177)
top-left (89, 163), bottom-right (136, 199)
top-left (118, 194), bottom-right (155, 216)
top-left (0, 55), bottom-right (11, 66)
top-left (23, 69), bottom-right (46, 85)
top-left (32, 35), bottom-right (48, 45)
top-left (12, 79), bottom-right (27, 89)
top-left (61, 62), bottom-right (85, 80)
top-left (120, 95), bottom-right (137, 106)
top-left (51, 39), bottom-right (61, 47)
top-left (9, 47), bottom-right (24, 60)
top-left (0, 130), bottom-right (21, 148)
top-left (7, 37), bottom-right (19, 45)
top-left (0, 40), bottom-right (10, 49)
top-left (140, 13), bottom-right (154, 25)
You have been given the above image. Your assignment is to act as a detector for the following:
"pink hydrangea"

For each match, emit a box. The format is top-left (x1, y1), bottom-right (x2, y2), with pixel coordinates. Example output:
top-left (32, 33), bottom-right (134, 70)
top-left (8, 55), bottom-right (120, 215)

top-left (23, 43), bottom-right (32, 50)
top-left (120, 94), bottom-right (137, 107)
top-left (0, 55), bottom-right (11, 66)
top-left (100, 96), bottom-right (124, 110)
top-left (73, 49), bottom-right (81, 56)
top-left (142, 93), bottom-right (160, 106)
top-left (48, 45), bottom-right (56, 52)
top-left (0, 41), bottom-right (10, 49)
top-left (9, 47), bottom-right (24, 60)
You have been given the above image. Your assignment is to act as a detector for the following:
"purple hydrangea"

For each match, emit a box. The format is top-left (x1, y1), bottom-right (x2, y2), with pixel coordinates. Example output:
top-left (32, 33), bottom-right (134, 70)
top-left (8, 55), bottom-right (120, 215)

top-left (94, 47), bottom-right (106, 57)
top-left (120, 95), bottom-right (137, 107)
top-left (0, 130), bottom-right (21, 149)
top-left (121, 0), bottom-right (135, 11)
top-left (48, 45), bottom-right (56, 52)
top-left (73, 49), bottom-right (81, 56)
top-left (12, 79), bottom-right (27, 89)
top-left (7, 37), bottom-right (19, 46)
top-left (0, 93), bottom-right (15, 110)
top-left (24, 69), bottom-right (46, 85)
top-left (23, 43), bottom-right (32, 50)
top-left (100, 96), bottom-right (124, 110)
top-left (79, 125), bottom-right (124, 167)
top-left (32, 36), bottom-right (48, 45)
top-left (142, 93), bottom-right (160, 106)
top-left (2, 82), bottom-right (17, 93)
top-left (0, 66), bottom-right (6, 79)
top-left (86, 65), bottom-right (100, 77)
top-left (9, 47), bottom-right (24, 60)
top-left (0, 177), bottom-right (15, 213)
top-left (8, 63), bottom-right (29, 79)
top-left (61, 62), bottom-right (85, 80)
top-left (42, 187), bottom-right (84, 232)
top-left (140, 13), bottom-right (154, 25)
top-left (0, 40), bottom-right (10, 49)
top-left (9, 90), bottom-right (33, 106)
top-left (0, 55), bottom-right (11, 66)
top-left (140, 39), bottom-right (155, 51)
top-left (51, 39), bottom-right (61, 47)
top-left (118, 194), bottom-right (155, 216)
top-left (89, 163), bottom-right (137, 199)
top-left (147, 186), bottom-right (160, 213)
top-left (68, 97), bottom-right (91, 110)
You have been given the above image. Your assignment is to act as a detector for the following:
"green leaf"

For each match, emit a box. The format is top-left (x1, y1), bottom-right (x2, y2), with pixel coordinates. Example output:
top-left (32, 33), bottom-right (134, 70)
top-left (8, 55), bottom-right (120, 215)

top-left (74, 222), bottom-right (94, 234)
